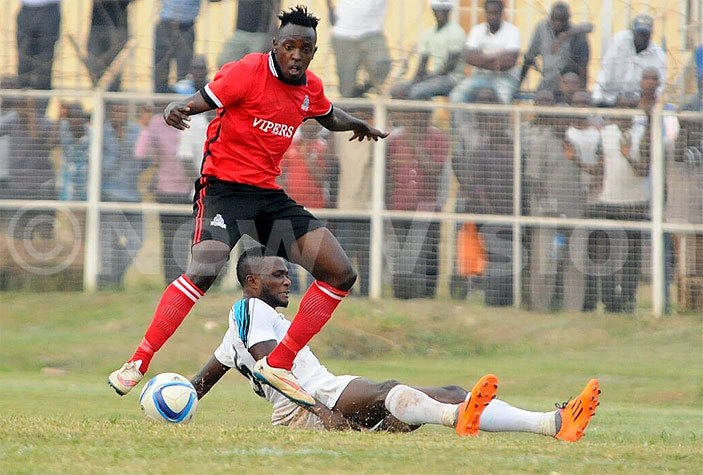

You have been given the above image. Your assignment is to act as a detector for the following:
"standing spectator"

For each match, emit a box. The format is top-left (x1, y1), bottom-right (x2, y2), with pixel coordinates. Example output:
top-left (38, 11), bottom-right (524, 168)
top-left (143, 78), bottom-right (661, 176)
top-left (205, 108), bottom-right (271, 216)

top-left (172, 54), bottom-right (211, 97)
top-left (453, 88), bottom-right (514, 305)
top-left (592, 14), bottom-right (666, 107)
top-left (58, 102), bottom-right (91, 202)
top-left (523, 90), bottom-right (586, 311)
top-left (449, 0), bottom-right (521, 105)
top-left (16, 0), bottom-right (61, 91)
top-left (519, 2), bottom-right (592, 94)
top-left (669, 58), bottom-right (703, 312)
top-left (386, 109), bottom-right (447, 299)
top-left (0, 95), bottom-right (58, 239)
top-left (173, 54), bottom-right (212, 183)
top-left (390, 0), bottom-right (465, 100)
top-left (0, 77), bottom-right (19, 199)
top-left (99, 102), bottom-right (148, 289)
top-left (88, 0), bottom-right (132, 91)
top-left (333, 107), bottom-right (375, 296)
top-left (16, 0), bottom-right (61, 112)
top-left (135, 104), bottom-right (193, 284)
top-left (565, 91), bottom-right (603, 311)
top-left (279, 120), bottom-right (337, 293)
top-left (153, 0), bottom-right (216, 93)
top-left (326, 0), bottom-right (391, 97)
top-left (217, 0), bottom-right (281, 66)
top-left (590, 93), bottom-right (649, 312)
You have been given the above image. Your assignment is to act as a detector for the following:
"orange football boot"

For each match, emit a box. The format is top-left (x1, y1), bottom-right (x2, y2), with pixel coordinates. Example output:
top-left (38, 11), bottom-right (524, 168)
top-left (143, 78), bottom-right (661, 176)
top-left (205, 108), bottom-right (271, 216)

top-left (555, 379), bottom-right (600, 442)
top-left (456, 374), bottom-right (499, 437)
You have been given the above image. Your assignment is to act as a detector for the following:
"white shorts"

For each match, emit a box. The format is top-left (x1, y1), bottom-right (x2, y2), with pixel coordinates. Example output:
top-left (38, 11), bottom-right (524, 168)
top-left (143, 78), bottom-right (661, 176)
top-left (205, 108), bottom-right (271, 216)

top-left (271, 374), bottom-right (359, 430)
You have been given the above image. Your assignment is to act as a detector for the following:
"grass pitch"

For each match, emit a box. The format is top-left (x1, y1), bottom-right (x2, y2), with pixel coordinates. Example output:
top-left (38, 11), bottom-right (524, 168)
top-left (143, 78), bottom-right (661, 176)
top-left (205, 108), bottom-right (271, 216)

top-left (1, 290), bottom-right (702, 473)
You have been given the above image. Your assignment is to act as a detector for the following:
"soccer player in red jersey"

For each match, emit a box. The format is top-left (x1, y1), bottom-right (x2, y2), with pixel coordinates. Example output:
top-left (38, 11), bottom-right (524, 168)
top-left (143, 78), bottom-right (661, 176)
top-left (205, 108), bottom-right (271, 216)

top-left (108, 5), bottom-right (388, 405)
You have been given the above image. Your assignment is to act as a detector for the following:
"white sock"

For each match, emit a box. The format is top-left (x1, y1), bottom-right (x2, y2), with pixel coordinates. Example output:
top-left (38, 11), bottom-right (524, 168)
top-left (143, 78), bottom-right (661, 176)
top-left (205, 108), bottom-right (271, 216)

top-left (384, 385), bottom-right (458, 427)
top-left (479, 399), bottom-right (557, 436)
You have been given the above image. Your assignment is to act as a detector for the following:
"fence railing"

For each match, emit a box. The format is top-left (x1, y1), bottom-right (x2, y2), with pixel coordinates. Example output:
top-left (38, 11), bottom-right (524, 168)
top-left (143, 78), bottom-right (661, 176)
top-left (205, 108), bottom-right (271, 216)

top-left (1, 89), bottom-right (702, 316)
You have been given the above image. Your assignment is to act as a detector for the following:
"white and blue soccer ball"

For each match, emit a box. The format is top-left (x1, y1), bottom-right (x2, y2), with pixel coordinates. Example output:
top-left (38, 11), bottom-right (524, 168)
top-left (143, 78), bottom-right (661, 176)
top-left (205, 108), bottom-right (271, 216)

top-left (139, 373), bottom-right (198, 424)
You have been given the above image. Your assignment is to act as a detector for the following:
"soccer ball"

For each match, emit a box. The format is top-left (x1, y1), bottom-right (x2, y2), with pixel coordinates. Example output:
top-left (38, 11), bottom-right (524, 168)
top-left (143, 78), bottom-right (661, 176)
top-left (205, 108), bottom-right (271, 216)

top-left (139, 373), bottom-right (198, 424)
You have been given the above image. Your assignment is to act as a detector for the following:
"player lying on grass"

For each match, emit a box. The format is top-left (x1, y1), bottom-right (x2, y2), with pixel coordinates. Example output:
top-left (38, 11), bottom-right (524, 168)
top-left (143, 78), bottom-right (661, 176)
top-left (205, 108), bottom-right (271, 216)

top-left (189, 248), bottom-right (600, 440)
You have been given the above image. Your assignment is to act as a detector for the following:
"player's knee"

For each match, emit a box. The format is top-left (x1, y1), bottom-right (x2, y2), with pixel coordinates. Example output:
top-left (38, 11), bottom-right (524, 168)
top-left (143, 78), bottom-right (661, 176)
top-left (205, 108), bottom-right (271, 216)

top-left (185, 247), bottom-right (230, 292)
top-left (374, 379), bottom-right (402, 403)
top-left (443, 385), bottom-right (468, 400)
top-left (335, 265), bottom-right (357, 291)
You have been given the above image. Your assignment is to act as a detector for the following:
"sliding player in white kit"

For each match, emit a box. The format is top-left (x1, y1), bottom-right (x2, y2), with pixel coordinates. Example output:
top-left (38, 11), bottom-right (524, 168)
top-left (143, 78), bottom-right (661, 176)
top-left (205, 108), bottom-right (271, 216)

top-left (191, 248), bottom-right (599, 440)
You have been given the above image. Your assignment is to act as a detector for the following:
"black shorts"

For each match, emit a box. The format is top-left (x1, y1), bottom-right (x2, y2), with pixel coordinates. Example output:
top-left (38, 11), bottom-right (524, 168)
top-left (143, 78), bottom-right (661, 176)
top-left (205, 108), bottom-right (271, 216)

top-left (192, 176), bottom-right (325, 259)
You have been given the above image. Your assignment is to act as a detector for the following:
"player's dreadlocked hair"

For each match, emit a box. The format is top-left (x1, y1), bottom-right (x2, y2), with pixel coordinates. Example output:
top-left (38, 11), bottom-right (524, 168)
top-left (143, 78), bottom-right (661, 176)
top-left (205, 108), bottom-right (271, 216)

top-left (278, 4), bottom-right (320, 30)
top-left (236, 246), bottom-right (267, 287)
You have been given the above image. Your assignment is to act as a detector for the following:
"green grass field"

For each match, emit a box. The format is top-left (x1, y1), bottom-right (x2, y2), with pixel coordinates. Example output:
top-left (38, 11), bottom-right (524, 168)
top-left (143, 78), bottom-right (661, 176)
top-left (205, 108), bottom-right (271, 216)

top-left (1, 290), bottom-right (702, 473)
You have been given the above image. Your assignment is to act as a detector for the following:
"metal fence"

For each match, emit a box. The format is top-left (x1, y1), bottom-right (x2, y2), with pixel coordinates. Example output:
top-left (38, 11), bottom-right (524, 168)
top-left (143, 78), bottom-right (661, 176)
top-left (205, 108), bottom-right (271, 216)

top-left (1, 89), bottom-right (701, 316)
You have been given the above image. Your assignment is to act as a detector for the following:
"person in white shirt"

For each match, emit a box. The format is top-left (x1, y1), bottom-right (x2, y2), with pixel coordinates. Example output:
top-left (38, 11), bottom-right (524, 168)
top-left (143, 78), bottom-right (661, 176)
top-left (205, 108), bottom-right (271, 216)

top-left (390, 0), bottom-right (466, 100)
top-left (189, 247), bottom-right (599, 441)
top-left (592, 14), bottom-right (666, 107)
top-left (326, 0), bottom-right (391, 97)
top-left (449, 0), bottom-right (521, 104)
top-left (576, 93), bottom-right (649, 313)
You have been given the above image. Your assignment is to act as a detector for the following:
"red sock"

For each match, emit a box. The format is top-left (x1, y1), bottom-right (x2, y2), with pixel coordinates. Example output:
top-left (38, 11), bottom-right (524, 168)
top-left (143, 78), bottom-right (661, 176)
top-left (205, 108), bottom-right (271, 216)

top-left (129, 275), bottom-right (203, 374)
top-left (267, 280), bottom-right (349, 370)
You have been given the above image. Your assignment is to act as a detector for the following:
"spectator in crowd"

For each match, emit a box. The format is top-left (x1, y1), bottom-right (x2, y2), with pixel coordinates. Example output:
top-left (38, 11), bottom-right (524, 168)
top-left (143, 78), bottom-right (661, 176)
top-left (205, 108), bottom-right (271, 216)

top-left (173, 55), bottom-right (212, 184)
top-left (523, 90), bottom-right (586, 311)
top-left (0, 95), bottom-right (58, 239)
top-left (217, 0), bottom-right (281, 66)
top-left (172, 54), bottom-right (210, 95)
top-left (58, 102), bottom-right (91, 202)
top-left (555, 71), bottom-right (583, 105)
top-left (564, 90), bottom-right (603, 311)
top-left (589, 93), bottom-right (649, 312)
top-left (0, 77), bottom-right (19, 200)
top-left (326, 0), bottom-right (391, 97)
top-left (390, 0), bottom-right (465, 100)
top-left (135, 103), bottom-right (193, 284)
top-left (449, 0), bottom-right (521, 105)
top-left (279, 120), bottom-right (337, 293)
top-left (333, 107), bottom-right (375, 296)
top-left (592, 14), bottom-right (666, 107)
top-left (682, 44), bottom-right (702, 111)
top-left (634, 67), bottom-right (680, 313)
top-left (153, 0), bottom-right (217, 93)
top-left (386, 109), bottom-right (447, 299)
top-left (669, 59), bottom-right (703, 312)
top-left (519, 2), bottom-right (592, 94)
top-left (88, 0), bottom-right (132, 91)
top-left (16, 0), bottom-right (61, 94)
top-left (453, 87), bottom-right (514, 305)
top-left (98, 102), bottom-right (147, 288)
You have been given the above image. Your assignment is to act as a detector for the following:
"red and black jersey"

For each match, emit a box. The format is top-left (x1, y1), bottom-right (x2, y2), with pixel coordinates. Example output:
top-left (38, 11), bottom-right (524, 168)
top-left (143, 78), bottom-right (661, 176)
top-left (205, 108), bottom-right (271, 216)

top-left (199, 52), bottom-right (333, 189)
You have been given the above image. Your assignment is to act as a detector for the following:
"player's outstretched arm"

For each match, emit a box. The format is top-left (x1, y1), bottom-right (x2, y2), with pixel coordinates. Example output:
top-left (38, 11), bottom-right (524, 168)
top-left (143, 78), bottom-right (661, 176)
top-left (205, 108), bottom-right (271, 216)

top-left (190, 355), bottom-right (230, 400)
top-left (315, 107), bottom-right (389, 142)
top-left (303, 398), bottom-right (362, 431)
top-left (163, 92), bottom-right (214, 130)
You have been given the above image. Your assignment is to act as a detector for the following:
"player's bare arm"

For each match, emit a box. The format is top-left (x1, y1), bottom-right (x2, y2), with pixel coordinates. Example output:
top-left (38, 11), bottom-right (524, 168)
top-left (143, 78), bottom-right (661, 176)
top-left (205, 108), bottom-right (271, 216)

top-left (190, 356), bottom-right (230, 400)
top-left (315, 107), bottom-right (389, 142)
top-left (163, 92), bottom-right (213, 130)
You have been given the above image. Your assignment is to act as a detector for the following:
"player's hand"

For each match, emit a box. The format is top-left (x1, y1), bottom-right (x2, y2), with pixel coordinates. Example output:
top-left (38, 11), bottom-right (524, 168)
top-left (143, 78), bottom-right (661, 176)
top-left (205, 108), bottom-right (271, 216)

top-left (163, 101), bottom-right (193, 130)
top-left (348, 122), bottom-right (390, 142)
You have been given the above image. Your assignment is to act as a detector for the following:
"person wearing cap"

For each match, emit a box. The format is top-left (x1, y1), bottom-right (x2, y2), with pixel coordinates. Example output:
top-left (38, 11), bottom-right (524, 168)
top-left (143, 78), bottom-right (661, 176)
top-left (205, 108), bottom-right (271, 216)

top-left (592, 14), bottom-right (666, 107)
top-left (390, 0), bottom-right (466, 100)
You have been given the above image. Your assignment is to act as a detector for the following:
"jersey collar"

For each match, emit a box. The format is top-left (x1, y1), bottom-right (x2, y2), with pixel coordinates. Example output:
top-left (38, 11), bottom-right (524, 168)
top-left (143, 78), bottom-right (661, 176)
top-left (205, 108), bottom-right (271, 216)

top-left (268, 51), bottom-right (307, 86)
